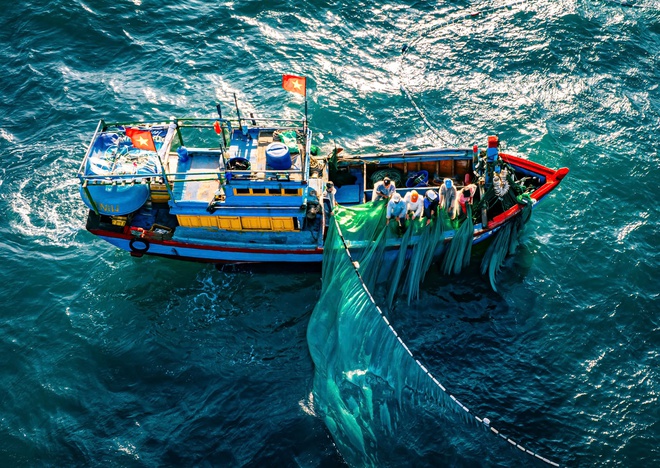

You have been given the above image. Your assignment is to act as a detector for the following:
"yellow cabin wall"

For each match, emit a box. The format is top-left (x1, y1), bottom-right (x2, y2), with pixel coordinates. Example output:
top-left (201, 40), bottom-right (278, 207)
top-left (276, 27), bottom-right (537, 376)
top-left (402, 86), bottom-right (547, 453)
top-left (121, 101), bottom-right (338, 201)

top-left (176, 215), bottom-right (296, 231)
top-left (233, 188), bottom-right (302, 196)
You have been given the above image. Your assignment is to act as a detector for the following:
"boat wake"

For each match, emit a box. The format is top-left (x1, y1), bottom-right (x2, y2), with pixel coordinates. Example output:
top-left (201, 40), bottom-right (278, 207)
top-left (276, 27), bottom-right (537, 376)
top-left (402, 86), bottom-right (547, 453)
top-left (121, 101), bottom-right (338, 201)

top-left (4, 142), bottom-right (88, 250)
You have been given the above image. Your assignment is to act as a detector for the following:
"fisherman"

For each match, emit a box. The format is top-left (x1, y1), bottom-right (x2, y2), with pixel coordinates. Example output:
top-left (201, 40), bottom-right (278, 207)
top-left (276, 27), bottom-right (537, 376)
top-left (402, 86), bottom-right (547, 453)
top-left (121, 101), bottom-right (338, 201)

top-left (492, 165), bottom-right (510, 198)
top-left (423, 189), bottom-right (439, 225)
top-left (459, 183), bottom-right (477, 214)
top-left (386, 192), bottom-right (407, 227)
top-left (484, 135), bottom-right (500, 189)
top-left (404, 190), bottom-right (424, 221)
top-left (372, 177), bottom-right (396, 202)
top-left (439, 178), bottom-right (459, 220)
top-left (324, 181), bottom-right (337, 215)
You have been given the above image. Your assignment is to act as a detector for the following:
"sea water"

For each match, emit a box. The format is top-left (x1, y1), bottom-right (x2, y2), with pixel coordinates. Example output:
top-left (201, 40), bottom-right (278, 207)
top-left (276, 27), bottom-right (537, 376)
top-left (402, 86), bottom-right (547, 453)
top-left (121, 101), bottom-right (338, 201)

top-left (0, 0), bottom-right (658, 465)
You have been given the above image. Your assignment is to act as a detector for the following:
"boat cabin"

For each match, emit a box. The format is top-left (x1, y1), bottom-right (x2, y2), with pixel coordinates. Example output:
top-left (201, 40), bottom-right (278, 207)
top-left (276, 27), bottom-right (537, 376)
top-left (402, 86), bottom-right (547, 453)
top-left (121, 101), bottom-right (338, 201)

top-left (78, 115), bottom-right (328, 257)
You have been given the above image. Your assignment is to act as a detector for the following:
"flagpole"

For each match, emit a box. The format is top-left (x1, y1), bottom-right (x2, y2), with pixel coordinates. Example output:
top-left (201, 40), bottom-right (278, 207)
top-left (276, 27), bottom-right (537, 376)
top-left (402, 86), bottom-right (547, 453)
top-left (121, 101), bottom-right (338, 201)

top-left (304, 97), bottom-right (308, 136)
top-left (304, 82), bottom-right (308, 136)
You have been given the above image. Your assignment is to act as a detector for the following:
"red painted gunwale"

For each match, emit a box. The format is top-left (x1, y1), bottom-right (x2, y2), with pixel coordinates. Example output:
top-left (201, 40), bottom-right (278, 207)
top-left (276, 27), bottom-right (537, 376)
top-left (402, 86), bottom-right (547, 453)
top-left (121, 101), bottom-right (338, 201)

top-left (483, 153), bottom-right (569, 231)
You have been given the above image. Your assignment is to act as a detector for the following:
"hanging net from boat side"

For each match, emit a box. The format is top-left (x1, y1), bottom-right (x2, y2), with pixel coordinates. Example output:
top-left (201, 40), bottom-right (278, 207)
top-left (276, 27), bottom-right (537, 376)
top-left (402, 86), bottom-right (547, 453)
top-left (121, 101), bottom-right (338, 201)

top-left (331, 202), bottom-right (453, 307)
top-left (480, 194), bottom-right (534, 291)
top-left (401, 210), bottom-right (449, 304)
top-left (307, 211), bottom-right (559, 466)
top-left (441, 203), bottom-right (474, 276)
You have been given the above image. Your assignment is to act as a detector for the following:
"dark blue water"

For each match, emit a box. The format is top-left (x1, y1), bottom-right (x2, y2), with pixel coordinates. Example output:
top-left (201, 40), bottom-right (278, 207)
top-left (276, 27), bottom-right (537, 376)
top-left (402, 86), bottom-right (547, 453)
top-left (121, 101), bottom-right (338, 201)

top-left (1, 0), bottom-right (658, 466)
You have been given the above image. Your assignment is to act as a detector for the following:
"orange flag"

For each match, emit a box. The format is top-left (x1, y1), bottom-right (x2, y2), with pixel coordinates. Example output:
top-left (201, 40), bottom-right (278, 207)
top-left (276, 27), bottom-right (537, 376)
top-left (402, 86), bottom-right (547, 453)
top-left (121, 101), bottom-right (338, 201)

top-left (125, 128), bottom-right (156, 152)
top-left (282, 75), bottom-right (306, 96)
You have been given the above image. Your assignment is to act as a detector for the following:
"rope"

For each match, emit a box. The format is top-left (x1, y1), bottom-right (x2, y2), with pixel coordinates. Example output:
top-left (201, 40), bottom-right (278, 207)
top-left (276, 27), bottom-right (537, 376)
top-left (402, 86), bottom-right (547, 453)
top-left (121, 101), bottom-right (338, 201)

top-left (329, 211), bottom-right (560, 466)
top-left (309, 155), bottom-right (325, 172)
top-left (370, 168), bottom-right (403, 186)
top-left (398, 0), bottom-right (531, 146)
top-left (399, 83), bottom-right (453, 146)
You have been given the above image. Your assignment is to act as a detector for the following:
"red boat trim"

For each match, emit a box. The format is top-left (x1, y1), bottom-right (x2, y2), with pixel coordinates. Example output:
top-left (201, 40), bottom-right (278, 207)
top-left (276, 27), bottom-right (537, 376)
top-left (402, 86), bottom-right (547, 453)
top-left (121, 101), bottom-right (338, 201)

top-left (89, 229), bottom-right (324, 255)
top-left (476, 154), bottom-right (569, 232)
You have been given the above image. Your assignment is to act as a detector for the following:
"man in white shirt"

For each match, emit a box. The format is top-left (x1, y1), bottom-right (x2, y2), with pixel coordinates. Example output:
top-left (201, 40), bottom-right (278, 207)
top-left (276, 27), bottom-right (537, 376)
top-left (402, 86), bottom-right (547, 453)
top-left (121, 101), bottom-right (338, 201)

top-left (403, 190), bottom-right (423, 220)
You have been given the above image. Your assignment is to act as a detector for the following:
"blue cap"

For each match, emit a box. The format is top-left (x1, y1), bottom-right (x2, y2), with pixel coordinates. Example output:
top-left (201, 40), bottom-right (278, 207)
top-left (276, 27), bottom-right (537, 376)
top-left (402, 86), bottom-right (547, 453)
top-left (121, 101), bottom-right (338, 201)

top-left (444, 179), bottom-right (452, 188)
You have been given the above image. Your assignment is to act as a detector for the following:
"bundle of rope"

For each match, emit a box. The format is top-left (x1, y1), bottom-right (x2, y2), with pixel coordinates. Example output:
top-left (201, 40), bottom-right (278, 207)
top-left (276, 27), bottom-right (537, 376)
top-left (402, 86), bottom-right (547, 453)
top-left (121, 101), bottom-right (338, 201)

top-left (370, 168), bottom-right (403, 188)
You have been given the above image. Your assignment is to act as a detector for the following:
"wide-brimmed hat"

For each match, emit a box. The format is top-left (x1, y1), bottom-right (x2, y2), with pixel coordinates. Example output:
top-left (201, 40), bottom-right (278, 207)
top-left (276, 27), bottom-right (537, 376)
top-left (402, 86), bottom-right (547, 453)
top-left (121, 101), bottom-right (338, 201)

top-left (425, 190), bottom-right (438, 200)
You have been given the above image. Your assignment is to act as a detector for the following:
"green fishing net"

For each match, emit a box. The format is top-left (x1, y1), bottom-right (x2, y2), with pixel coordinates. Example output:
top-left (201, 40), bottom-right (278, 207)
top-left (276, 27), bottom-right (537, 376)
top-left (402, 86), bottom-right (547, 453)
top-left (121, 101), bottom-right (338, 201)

top-left (309, 215), bottom-right (458, 466)
top-left (278, 129), bottom-right (300, 154)
top-left (480, 194), bottom-right (533, 291)
top-left (441, 203), bottom-right (474, 276)
top-left (307, 193), bottom-right (544, 466)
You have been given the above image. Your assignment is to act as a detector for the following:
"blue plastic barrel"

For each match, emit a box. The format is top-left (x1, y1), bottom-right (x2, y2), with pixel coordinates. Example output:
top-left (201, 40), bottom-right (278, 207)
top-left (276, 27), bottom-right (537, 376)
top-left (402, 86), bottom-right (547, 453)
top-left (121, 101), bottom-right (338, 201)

top-left (80, 183), bottom-right (150, 216)
top-left (177, 146), bottom-right (189, 163)
top-left (266, 142), bottom-right (292, 170)
top-left (486, 147), bottom-right (498, 163)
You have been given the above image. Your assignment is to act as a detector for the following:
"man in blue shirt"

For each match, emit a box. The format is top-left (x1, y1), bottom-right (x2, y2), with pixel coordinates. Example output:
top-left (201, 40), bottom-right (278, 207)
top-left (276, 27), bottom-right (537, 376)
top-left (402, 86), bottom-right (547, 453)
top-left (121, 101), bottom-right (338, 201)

top-left (424, 190), bottom-right (439, 225)
top-left (372, 177), bottom-right (396, 202)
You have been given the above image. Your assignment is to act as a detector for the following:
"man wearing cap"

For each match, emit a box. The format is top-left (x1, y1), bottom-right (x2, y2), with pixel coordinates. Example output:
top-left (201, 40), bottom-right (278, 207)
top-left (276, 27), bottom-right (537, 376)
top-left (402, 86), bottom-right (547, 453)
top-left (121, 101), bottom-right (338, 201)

top-left (440, 178), bottom-right (459, 220)
top-left (372, 177), bottom-right (396, 202)
top-left (386, 192), bottom-right (407, 227)
top-left (404, 190), bottom-right (423, 221)
top-left (424, 190), bottom-right (439, 225)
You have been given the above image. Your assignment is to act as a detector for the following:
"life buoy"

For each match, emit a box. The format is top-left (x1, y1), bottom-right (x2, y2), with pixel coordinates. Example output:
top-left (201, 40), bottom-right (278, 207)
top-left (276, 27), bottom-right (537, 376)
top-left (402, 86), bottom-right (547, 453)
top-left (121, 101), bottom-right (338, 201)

top-left (129, 238), bottom-right (150, 254)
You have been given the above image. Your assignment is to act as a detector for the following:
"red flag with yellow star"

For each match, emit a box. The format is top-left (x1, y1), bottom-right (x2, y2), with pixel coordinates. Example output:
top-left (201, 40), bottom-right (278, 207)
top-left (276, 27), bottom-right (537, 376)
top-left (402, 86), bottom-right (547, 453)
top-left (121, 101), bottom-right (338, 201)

top-left (125, 128), bottom-right (156, 152)
top-left (282, 75), bottom-right (306, 96)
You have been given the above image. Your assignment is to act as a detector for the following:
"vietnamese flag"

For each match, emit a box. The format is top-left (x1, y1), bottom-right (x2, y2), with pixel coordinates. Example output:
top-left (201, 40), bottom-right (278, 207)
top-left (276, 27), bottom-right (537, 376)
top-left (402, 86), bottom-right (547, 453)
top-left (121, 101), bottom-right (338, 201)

top-left (125, 127), bottom-right (156, 152)
top-left (282, 74), bottom-right (306, 96)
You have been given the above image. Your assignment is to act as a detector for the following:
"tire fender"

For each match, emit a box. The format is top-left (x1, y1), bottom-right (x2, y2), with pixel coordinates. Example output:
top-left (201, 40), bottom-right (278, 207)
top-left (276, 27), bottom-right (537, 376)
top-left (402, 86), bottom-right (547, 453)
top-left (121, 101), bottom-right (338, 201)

top-left (129, 238), bottom-right (150, 254)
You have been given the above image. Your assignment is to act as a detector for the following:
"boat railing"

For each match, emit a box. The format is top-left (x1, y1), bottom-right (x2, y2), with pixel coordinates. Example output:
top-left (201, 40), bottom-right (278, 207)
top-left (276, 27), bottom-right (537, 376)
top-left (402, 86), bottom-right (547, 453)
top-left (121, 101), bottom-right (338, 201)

top-left (76, 119), bottom-right (106, 178)
top-left (79, 167), bottom-right (309, 185)
top-left (175, 116), bottom-right (305, 129)
top-left (78, 117), bottom-right (313, 204)
top-left (77, 120), bottom-right (175, 179)
top-left (339, 148), bottom-right (473, 163)
top-left (303, 127), bottom-right (312, 184)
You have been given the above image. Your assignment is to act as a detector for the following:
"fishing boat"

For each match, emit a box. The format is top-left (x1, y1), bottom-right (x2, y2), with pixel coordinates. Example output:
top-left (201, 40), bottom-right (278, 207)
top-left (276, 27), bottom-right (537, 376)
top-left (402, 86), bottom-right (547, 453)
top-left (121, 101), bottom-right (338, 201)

top-left (77, 101), bottom-right (568, 264)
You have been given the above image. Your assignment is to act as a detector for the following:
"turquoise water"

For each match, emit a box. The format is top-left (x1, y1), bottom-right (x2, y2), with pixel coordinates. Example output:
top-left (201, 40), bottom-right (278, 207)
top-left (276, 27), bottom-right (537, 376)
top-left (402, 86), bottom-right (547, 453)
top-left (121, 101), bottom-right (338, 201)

top-left (1, 0), bottom-right (658, 465)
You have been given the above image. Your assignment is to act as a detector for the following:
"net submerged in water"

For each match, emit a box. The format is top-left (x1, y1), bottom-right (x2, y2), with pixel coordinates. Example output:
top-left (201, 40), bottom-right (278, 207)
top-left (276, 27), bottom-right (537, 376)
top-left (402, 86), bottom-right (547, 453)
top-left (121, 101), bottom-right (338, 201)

top-left (307, 200), bottom-right (557, 466)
